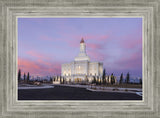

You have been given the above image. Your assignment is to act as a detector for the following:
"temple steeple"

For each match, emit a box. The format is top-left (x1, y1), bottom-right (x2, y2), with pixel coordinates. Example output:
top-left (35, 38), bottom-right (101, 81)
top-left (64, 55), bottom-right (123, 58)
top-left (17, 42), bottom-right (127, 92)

top-left (74, 38), bottom-right (90, 61)
top-left (80, 38), bottom-right (84, 43)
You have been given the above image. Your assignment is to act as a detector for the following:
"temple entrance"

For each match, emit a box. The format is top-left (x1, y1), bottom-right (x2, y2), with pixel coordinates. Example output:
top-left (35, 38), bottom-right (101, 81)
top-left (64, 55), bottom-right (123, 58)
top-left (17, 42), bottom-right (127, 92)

top-left (74, 78), bottom-right (82, 83)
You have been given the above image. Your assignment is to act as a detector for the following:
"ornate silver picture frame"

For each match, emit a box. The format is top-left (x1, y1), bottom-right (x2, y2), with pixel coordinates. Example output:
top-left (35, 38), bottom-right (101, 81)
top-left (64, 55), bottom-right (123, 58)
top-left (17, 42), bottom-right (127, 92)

top-left (0, 0), bottom-right (160, 118)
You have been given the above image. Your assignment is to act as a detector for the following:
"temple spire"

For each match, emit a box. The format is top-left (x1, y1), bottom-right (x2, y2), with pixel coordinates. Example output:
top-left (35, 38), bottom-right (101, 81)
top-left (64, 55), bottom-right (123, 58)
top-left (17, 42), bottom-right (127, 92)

top-left (80, 37), bottom-right (84, 43)
top-left (74, 38), bottom-right (90, 61)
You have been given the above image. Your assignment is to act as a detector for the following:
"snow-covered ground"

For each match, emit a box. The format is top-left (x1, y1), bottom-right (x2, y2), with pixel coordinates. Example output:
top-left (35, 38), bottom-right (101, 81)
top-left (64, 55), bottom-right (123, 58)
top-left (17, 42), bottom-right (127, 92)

top-left (18, 84), bottom-right (142, 96)
top-left (57, 84), bottom-right (142, 96)
top-left (136, 92), bottom-right (143, 96)
top-left (58, 84), bottom-right (142, 91)
top-left (18, 84), bottom-right (54, 90)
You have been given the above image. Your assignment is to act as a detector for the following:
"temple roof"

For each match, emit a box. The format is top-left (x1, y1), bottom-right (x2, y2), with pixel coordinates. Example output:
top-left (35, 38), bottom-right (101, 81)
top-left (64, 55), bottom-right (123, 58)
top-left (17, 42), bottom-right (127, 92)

top-left (80, 38), bottom-right (84, 43)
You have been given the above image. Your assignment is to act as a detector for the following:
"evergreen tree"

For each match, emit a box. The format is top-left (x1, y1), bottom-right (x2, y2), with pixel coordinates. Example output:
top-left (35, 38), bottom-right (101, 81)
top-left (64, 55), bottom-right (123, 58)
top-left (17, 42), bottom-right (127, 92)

top-left (96, 78), bottom-right (99, 85)
top-left (99, 79), bottom-right (102, 85)
top-left (18, 69), bottom-right (21, 82)
top-left (92, 76), bottom-right (96, 84)
top-left (50, 77), bottom-right (52, 83)
top-left (102, 69), bottom-right (106, 85)
top-left (56, 76), bottom-right (58, 81)
top-left (126, 72), bottom-right (130, 84)
top-left (119, 73), bottom-right (123, 84)
top-left (63, 77), bottom-right (65, 84)
top-left (139, 78), bottom-right (142, 84)
top-left (113, 76), bottom-right (115, 84)
top-left (27, 72), bottom-right (30, 83)
top-left (125, 79), bottom-right (126, 83)
top-left (107, 75), bottom-right (109, 84)
top-left (111, 73), bottom-right (114, 85)
top-left (60, 76), bottom-right (62, 84)
top-left (24, 73), bottom-right (26, 82)
top-left (85, 75), bottom-right (89, 83)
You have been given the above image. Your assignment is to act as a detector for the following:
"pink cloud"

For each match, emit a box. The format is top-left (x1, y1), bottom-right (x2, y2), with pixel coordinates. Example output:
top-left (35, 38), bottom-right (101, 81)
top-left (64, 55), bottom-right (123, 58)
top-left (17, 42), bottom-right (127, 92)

top-left (102, 50), bottom-right (142, 76)
top-left (27, 51), bottom-right (43, 59)
top-left (67, 34), bottom-right (108, 49)
top-left (87, 51), bottom-right (105, 61)
top-left (118, 29), bottom-right (142, 49)
top-left (114, 50), bottom-right (142, 70)
top-left (66, 36), bottom-right (107, 62)
top-left (71, 34), bottom-right (108, 42)
top-left (120, 38), bottom-right (142, 49)
top-left (26, 50), bottom-right (50, 61)
top-left (87, 43), bottom-right (104, 50)
top-left (18, 58), bottom-right (61, 76)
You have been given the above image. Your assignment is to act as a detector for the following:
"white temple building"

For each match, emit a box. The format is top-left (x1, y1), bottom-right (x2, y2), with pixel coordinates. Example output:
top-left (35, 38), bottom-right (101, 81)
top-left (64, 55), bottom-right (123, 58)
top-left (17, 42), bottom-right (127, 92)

top-left (61, 38), bottom-right (103, 83)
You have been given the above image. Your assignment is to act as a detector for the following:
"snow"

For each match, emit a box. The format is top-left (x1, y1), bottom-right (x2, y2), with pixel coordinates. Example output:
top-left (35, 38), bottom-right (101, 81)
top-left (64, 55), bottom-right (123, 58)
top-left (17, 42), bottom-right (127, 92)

top-left (18, 85), bottom-right (54, 90)
top-left (18, 83), bottom-right (142, 96)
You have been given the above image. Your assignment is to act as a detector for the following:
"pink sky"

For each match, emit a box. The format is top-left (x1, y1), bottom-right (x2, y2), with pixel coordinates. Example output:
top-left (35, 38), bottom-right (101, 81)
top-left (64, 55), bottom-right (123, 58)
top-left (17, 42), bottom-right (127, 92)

top-left (18, 18), bottom-right (142, 77)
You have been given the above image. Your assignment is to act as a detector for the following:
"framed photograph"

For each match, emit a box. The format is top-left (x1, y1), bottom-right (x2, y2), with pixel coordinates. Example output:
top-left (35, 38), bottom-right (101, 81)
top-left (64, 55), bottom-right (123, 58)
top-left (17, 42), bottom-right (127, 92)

top-left (0, 0), bottom-right (160, 118)
top-left (18, 17), bottom-right (143, 100)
